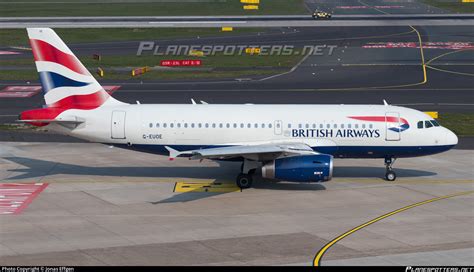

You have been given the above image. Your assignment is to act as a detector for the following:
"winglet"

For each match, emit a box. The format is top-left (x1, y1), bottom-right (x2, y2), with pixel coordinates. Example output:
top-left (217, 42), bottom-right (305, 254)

top-left (165, 146), bottom-right (180, 160)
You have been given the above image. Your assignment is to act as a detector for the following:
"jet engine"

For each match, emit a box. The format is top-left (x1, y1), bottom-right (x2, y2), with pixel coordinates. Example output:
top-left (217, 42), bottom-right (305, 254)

top-left (261, 154), bottom-right (333, 182)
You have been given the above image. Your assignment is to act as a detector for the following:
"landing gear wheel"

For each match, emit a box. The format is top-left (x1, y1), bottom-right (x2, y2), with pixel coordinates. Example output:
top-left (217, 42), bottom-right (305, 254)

top-left (384, 157), bottom-right (397, 182)
top-left (236, 173), bottom-right (253, 189)
top-left (385, 170), bottom-right (396, 181)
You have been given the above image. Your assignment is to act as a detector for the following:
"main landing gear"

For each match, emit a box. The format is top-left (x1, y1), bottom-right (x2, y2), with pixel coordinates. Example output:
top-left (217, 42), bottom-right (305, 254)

top-left (384, 157), bottom-right (397, 181)
top-left (236, 160), bottom-right (259, 189)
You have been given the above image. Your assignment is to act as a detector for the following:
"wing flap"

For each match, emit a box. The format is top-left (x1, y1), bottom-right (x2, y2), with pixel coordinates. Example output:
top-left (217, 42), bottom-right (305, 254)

top-left (166, 142), bottom-right (318, 161)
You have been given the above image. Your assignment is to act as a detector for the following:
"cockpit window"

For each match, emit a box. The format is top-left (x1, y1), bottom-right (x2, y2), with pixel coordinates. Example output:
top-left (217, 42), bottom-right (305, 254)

top-left (431, 120), bottom-right (440, 127)
top-left (425, 120), bottom-right (433, 128)
top-left (417, 121), bottom-right (424, 129)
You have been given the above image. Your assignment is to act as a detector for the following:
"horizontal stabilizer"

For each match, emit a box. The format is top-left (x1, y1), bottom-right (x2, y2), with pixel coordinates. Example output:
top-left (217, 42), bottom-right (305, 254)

top-left (17, 115), bottom-right (84, 125)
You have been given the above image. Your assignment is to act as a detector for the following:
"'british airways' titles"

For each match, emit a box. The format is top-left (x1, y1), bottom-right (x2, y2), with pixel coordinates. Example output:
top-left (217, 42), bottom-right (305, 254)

top-left (292, 129), bottom-right (381, 138)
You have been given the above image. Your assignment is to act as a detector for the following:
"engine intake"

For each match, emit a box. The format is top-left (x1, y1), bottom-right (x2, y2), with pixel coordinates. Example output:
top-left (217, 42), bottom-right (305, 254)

top-left (262, 154), bottom-right (333, 182)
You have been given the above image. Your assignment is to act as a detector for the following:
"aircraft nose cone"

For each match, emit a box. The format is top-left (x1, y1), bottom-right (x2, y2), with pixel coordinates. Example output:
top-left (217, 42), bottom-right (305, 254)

top-left (446, 130), bottom-right (458, 146)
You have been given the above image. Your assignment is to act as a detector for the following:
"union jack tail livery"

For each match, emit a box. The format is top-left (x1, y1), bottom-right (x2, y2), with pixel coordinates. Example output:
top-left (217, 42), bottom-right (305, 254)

top-left (20, 28), bottom-right (125, 126)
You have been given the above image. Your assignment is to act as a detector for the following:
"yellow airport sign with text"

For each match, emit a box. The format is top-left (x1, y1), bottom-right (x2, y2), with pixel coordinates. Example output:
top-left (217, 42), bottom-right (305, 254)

top-left (245, 47), bottom-right (261, 54)
top-left (243, 5), bottom-right (259, 10)
top-left (189, 50), bottom-right (204, 57)
top-left (221, 27), bottom-right (233, 32)
top-left (241, 0), bottom-right (259, 3)
top-left (424, 112), bottom-right (439, 119)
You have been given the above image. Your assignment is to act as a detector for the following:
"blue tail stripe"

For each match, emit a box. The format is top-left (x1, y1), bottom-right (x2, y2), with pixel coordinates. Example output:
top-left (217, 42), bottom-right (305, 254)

top-left (39, 71), bottom-right (91, 93)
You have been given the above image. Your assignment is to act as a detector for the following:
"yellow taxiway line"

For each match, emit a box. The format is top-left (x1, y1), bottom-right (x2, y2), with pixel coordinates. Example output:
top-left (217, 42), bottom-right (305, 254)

top-left (174, 181), bottom-right (241, 193)
top-left (313, 190), bottom-right (474, 266)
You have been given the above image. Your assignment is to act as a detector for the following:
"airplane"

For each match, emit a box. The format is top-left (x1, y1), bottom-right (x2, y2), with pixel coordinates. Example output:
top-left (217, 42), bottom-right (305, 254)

top-left (18, 28), bottom-right (458, 189)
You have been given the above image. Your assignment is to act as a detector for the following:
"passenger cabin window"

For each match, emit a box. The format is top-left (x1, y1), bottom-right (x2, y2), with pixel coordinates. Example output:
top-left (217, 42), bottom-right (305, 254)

top-left (425, 121), bottom-right (433, 128)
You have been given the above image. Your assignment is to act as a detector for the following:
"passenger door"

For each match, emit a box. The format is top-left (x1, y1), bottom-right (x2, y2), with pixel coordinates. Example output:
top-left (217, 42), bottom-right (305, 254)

top-left (111, 111), bottom-right (126, 139)
top-left (385, 112), bottom-right (400, 141)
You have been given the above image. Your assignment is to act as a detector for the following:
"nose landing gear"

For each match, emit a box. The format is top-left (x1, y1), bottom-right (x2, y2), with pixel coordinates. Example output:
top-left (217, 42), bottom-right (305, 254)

top-left (384, 157), bottom-right (397, 181)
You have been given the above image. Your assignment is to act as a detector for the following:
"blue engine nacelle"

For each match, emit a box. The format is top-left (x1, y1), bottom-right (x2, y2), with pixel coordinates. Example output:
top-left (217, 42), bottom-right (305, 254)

top-left (261, 154), bottom-right (333, 182)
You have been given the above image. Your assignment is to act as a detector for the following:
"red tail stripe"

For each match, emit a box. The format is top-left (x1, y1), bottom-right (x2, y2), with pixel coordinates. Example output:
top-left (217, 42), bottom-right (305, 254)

top-left (29, 39), bottom-right (90, 76)
top-left (20, 90), bottom-right (109, 126)
top-left (49, 89), bottom-right (109, 109)
top-left (349, 116), bottom-right (408, 124)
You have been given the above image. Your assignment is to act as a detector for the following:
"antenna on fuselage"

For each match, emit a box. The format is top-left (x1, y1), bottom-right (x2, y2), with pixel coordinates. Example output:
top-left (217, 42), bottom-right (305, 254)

top-left (383, 99), bottom-right (389, 106)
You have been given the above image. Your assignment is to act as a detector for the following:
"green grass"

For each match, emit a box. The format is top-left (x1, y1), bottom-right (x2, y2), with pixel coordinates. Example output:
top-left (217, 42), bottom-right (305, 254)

top-left (438, 113), bottom-right (474, 137)
top-left (0, 28), bottom-right (265, 47)
top-left (0, 52), bottom-right (303, 80)
top-left (0, 0), bottom-right (308, 17)
top-left (0, 123), bottom-right (34, 131)
top-left (422, 0), bottom-right (474, 13)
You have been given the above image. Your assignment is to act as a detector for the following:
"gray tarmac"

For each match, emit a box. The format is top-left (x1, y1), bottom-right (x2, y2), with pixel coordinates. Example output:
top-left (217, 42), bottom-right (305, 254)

top-left (0, 142), bottom-right (472, 265)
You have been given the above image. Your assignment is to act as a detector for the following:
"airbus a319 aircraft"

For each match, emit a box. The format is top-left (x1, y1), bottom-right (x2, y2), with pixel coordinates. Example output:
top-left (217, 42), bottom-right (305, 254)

top-left (19, 28), bottom-right (458, 188)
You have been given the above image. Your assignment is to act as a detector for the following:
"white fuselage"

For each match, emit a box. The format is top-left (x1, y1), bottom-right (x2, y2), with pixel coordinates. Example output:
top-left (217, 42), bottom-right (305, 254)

top-left (50, 103), bottom-right (458, 159)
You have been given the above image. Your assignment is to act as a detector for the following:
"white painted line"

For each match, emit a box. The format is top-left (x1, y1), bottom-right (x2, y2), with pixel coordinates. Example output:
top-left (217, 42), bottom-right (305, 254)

top-left (260, 51), bottom-right (312, 81)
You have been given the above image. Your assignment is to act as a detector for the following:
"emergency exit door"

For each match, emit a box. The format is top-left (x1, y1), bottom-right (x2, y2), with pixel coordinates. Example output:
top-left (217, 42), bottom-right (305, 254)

top-left (274, 120), bottom-right (282, 135)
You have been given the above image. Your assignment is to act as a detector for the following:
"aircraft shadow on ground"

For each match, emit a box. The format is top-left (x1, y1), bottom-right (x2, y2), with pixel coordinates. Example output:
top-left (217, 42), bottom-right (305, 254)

top-left (3, 156), bottom-right (436, 183)
top-left (2, 156), bottom-right (437, 203)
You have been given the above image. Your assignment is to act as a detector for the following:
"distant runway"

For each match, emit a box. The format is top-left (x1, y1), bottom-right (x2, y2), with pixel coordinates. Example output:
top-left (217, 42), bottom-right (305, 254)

top-left (1, 14), bottom-right (474, 28)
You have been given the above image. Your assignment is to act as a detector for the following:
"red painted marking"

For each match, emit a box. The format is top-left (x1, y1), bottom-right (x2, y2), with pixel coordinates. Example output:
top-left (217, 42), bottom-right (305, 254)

top-left (363, 42), bottom-right (474, 50)
top-left (0, 51), bottom-right (20, 55)
top-left (336, 5), bottom-right (404, 9)
top-left (3, 86), bottom-right (42, 92)
top-left (102, 85), bottom-right (121, 95)
top-left (160, 60), bottom-right (202, 67)
top-left (0, 183), bottom-right (48, 215)
top-left (0, 91), bottom-right (38, 98)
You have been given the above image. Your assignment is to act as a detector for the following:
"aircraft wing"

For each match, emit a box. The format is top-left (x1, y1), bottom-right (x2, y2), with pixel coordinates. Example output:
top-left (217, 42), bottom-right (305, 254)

top-left (165, 142), bottom-right (318, 161)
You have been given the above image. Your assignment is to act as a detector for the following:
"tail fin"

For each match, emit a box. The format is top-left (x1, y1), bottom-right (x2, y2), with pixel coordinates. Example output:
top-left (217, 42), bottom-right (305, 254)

top-left (20, 28), bottom-right (126, 126)
top-left (27, 28), bottom-right (124, 108)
